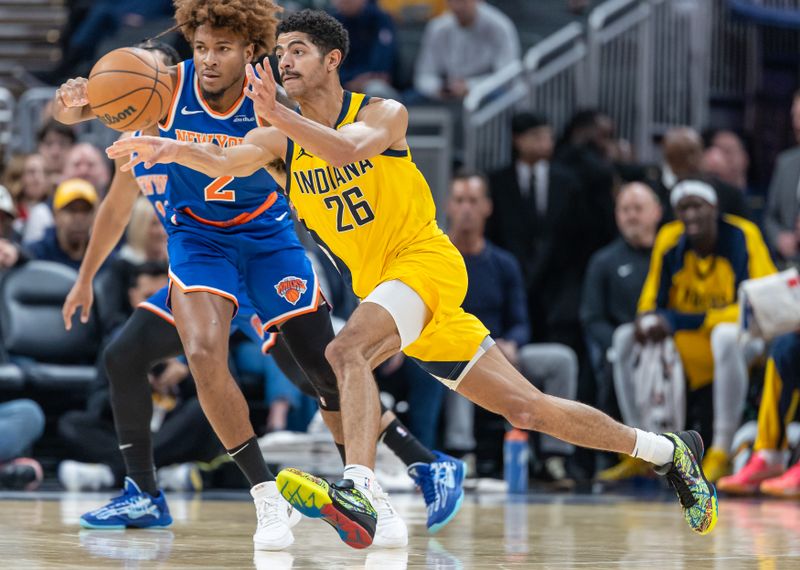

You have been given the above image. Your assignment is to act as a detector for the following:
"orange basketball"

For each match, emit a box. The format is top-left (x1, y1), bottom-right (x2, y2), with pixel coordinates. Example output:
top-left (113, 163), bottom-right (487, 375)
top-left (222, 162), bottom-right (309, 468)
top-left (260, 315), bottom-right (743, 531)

top-left (87, 47), bottom-right (173, 132)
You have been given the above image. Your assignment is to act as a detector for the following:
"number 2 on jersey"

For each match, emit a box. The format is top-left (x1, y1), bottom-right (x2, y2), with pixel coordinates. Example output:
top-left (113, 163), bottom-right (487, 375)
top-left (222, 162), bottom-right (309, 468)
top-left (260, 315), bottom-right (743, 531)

top-left (204, 176), bottom-right (235, 202)
top-left (324, 186), bottom-right (375, 232)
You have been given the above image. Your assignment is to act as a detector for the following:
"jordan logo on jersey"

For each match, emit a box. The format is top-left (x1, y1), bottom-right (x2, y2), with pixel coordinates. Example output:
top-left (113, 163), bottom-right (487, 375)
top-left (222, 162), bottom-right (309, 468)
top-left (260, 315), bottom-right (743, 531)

top-left (297, 147), bottom-right (314, 160)
top-left (275, 276), bottom-right (308, 305)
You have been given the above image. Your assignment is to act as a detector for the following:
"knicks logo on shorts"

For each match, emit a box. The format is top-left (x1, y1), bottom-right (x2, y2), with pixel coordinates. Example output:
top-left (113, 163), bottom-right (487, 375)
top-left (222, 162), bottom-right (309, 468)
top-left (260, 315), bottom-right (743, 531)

top-left (275, 276), bottom-right (308, 305)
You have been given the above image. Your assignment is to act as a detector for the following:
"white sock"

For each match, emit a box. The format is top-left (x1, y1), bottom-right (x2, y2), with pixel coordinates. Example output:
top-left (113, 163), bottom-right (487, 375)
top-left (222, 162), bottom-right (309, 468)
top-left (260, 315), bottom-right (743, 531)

top-left (250, 480), bottom-right (278, 500)
top-left (757, 449), bottom-right (783, 466)
top-left (632, 429), bottom-right (675, 466)
top-left (343, 464), bottom-right (375, 503)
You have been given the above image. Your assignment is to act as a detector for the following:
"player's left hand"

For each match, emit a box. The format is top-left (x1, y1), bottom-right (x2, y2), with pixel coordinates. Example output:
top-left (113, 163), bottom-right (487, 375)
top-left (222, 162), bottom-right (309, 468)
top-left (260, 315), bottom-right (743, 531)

top-left (244, 57), bottom-right (278, 121)
top-left (107, 136), bottom-right (180, 171)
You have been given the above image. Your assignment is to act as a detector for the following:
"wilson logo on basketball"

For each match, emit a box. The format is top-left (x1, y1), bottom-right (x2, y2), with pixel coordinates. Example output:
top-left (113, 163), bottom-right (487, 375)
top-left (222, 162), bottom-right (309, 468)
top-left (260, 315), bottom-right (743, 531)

top-left (98, 105), bottom-right (137, 125)
top-left (275, 276), bottom-right (307, 305)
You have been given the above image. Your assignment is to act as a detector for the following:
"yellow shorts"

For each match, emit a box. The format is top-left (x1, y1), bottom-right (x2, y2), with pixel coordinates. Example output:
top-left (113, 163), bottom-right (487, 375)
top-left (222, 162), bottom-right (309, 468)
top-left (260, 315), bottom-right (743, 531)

top-left (378, 232), bottom-right (491, 388)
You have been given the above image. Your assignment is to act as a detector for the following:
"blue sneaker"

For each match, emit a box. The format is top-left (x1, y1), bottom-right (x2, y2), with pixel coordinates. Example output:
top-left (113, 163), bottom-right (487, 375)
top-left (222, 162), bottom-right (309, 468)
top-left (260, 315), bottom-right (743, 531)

top-left (80, 477), bottom-right (172, 529)
top-left (408, 451), bottom-right (466, 533)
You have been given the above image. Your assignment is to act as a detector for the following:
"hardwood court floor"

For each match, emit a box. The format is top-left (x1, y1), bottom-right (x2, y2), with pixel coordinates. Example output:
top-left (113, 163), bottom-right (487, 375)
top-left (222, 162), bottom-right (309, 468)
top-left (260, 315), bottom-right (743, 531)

top-left (1, 491), bottom-right (799, 569)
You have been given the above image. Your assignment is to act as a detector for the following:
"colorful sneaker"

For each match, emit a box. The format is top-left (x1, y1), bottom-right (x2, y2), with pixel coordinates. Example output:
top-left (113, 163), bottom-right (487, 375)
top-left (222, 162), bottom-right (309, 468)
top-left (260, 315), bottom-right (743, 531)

top-left (408, 451), bottom-right (466, 534)
top-left (276, 468), bottom-right (377, 549)
top-left (760, 462), bottom-right (800, 498)
top-left (654, 431), bottom-right (718, 535)
top-left (0, 457), bottom-right (43, 491)
top-left (701, 447), bottom-right (731, 483)
top-left (80, 477), bottom-right (172, 529)
top-left (595, 455), bottom-right (651, 482)
top-left (252, 481), bottom-right (297, 551)
top-left (372, 481), bottom-right (408, 548)
top-left (717, 452), bottom-right (784, 495)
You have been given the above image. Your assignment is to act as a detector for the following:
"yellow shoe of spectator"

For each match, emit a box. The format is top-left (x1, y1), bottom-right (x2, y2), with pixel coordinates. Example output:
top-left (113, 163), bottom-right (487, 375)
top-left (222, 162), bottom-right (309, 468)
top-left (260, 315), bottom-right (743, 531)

top-left (701, 447), bottom-right (731, 483)
top-left (596, 456), bottom-right (651, 482)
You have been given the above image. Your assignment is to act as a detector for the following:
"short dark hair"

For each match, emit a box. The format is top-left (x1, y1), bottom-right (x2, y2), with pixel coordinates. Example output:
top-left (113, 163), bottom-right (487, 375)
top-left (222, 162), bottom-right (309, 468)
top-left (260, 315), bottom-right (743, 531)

top-left (451, 168), bottom-right (490, 196)
top-left (276, 9), bottom-right (349, 66)
top-left (36, 118), bottom-right (76, 145)
top-left (511, 112), bottom-right (549, 135)
top-left (137, 40), bottom-right (181, 66)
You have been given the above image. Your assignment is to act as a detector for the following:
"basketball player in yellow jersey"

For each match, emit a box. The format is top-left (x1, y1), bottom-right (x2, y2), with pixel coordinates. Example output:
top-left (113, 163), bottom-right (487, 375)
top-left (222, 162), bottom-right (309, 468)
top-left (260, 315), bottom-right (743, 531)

top-left (109, 10), bottom-right (718, 546)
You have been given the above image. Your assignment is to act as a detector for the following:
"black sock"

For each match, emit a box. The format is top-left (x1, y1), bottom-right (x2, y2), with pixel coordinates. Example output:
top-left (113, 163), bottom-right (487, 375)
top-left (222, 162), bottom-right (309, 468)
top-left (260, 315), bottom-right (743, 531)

top-left (227, 436), bottom-right (274, 486)
top-left (336, 443), bottom-right (347, 465)
top-left (381, 419), bottom-right (436, 466)
top-left (119, 435), bottom-right (158, 495)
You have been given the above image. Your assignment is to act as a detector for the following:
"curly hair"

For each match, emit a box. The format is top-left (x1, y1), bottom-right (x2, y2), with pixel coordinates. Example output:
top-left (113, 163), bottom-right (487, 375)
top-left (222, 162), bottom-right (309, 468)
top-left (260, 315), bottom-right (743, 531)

top-left (276, 10), bottom-right (349, 65)
top-left (173, 0), bottom-right (282, 58)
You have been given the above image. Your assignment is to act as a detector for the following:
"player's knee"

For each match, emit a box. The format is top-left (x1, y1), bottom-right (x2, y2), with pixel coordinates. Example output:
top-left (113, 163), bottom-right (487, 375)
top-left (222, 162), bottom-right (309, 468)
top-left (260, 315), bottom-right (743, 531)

top-left (103, 333), bottom-right (141, 382)
top-left (324, 336), bottom-right (364, 373)
top-left (182, 338), bottom-right (224, 377)
top-left (502, 391), bottom-right (545, 432)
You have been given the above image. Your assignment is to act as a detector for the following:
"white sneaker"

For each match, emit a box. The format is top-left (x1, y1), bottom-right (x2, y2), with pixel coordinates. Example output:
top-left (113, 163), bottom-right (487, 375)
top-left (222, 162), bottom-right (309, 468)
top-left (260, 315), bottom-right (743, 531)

top-left (253, 551), bottom-right (294, 570)
top-left (157, 463), bottom-right (202, 492)
top-left (372, 482), bottom-right (408, 548)
top-left (251, 481), bottom-right (295, 551)
top-left (59, 460), bottom-right (115, 492)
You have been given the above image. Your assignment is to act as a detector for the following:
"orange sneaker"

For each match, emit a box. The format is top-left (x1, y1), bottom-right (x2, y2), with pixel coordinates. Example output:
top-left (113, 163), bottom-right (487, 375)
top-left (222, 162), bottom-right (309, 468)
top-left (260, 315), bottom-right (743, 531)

top-left (760, 462), bottom-right (800, 498)
top-left (717, 453), bottom-right (784, 495)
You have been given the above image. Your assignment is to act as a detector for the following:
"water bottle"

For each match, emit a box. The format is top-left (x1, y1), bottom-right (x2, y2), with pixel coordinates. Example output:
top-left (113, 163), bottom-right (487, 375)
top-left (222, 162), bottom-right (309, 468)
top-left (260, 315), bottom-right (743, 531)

top-left (504, 429), bottom-right (529, 494)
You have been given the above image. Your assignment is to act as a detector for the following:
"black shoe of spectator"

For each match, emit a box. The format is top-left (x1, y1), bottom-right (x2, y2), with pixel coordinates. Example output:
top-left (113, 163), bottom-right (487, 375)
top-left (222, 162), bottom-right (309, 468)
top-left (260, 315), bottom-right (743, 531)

top-left (533, 455), bottom-right (577, 491)
top-left (0, 458), bottom-right (43, 491)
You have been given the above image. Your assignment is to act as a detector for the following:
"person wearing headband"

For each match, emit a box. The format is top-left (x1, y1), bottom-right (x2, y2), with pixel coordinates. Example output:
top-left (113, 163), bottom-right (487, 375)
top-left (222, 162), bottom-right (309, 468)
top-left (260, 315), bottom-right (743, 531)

top-left (635, 179), bottom-right (776, 483)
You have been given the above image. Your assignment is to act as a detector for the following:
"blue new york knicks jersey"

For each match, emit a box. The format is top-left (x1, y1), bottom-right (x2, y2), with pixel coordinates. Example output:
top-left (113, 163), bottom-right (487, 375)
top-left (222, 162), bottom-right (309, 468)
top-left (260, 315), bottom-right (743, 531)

top-left (132, 132), bottom-right (169, 227)
top-left (157, 59), bottom-right (288, 226)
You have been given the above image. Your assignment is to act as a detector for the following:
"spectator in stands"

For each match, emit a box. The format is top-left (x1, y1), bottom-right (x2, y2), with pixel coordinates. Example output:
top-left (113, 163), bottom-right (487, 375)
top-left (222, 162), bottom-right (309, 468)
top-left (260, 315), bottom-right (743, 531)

top-left (379, 0), bottom-right (447, 22)
top-left (444, 170), bottom-right (579, 486)
top-left (487, 112), bottom-right (580, 338)
top-left (606, 180), bottom-right (775, 483)
top-left (710, 130), bottom-right (750, 192)
top-left (0, 185), bottom-right (24, 270)
top-left (330, 0), bottom-right (399, 98)
top-left (580, 182), bottom-right (662, 416)
top-left (28, 178), bottom-right (99, 271)
top-left (3, 154), bottom-right (55, 244)
top-left (701, 146), bottom-right (733, 187)
top-left (412, 0), bottom-right (520, 103)
top-left (0, 399), bottom-right (45, 490)
top-left (36, 119), bottom-right (76, 188)
top-left (58, 262), bottom-right (219, 492)
top-left (648, 127), bottom-right (750, 222)
top-left (63, 143), bottom-right (112, 198)
top-left (764, 90), bottom-right (800, 262)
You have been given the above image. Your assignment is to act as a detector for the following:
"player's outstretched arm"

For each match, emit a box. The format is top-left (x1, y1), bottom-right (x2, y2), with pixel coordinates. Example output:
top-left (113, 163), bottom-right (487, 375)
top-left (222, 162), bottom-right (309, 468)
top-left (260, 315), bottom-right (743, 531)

top-left (63, 136), bottom-right (140, 330)
top-left (245, 58), bottom-right (408, 168)
top-left (106, 128), bottom-right (284, 179)
top-left (52, 77), bottom-right (95, 125)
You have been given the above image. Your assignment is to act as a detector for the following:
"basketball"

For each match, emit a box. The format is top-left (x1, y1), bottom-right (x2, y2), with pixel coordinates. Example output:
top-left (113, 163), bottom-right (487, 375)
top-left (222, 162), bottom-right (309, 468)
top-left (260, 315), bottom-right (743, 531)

top-left (87, 47), bottom-right (172, 132)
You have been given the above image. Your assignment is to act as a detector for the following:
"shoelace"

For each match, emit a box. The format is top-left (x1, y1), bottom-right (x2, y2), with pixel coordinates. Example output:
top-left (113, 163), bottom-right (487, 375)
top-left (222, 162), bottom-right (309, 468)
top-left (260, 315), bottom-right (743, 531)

top-left (372, 485), bottom-right (393, 513)
top-left (665, 469), bottom-right (698, 508)
top-left (256, 496), bottom-right (283, 529)
top-left (417, 468), bottom-right (437, 508)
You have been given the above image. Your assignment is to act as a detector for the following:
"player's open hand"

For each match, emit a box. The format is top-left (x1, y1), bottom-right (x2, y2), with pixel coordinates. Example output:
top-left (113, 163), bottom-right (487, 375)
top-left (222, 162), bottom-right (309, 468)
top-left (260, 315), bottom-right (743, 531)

top-left (62, 278), bottom-right (93, 330)
top-left (244, 57), bottom-right (278, 121)
top-left (107, 136), bottom-right (180, 172)
top-left (57, 77), bottom-right (89, 108)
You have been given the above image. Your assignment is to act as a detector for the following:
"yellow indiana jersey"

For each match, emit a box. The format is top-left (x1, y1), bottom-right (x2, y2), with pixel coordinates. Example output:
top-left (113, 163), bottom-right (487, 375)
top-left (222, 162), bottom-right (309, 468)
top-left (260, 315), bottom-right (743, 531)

top-left (638, 215), bottom-right (776, 388)
top-left (284, 91), bottom-right (440, 300)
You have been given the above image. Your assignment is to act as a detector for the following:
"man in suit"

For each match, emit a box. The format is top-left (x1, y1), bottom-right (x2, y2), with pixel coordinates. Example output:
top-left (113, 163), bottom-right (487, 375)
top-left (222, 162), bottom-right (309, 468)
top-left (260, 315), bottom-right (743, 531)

top-left (764, 90), bottom-right (800, 261)
top-left (487, 112), bottom-right (580, 341)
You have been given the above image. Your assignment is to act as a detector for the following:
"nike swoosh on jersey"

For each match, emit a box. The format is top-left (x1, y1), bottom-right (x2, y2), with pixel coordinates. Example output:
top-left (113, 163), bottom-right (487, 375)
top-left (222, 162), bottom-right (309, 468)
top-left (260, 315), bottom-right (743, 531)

top-left (276, 212), bottom-right (288, 221)
top-left (180, 106), bottom-right (204, 115)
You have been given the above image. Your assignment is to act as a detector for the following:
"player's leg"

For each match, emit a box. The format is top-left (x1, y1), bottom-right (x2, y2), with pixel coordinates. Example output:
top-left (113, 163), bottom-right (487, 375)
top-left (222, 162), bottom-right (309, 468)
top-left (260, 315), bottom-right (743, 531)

top-left (79, 304), bottom-right (182, 530)
top-left (455, 343), bottom-right (717, 535)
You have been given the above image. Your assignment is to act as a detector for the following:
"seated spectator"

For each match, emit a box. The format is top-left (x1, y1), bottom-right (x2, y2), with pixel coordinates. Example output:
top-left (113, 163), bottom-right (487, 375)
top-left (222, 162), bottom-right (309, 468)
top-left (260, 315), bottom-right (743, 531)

top-left (764, 90), bottom-right (800, 262)
top-left (330, 0), bottom-right (399, 98)
top-left (412, 0), bottom-right (520, 103)
top-left (58, 262), bottom-right (219, 492)
top-left (709, 129), bottom-right (750, 193)
top-left (718, 332), bottom-right (800, 497)
top-left (28, 178), bottom-right (99, 271)
top-left (648, 127), bottom-right (750, 222)
top-left (0, 399), bottom-right (45, 490)
top-left (444, 170), bottom-right (579, 486)
top-left (37, 119), bottom-right (76, 189)
top-left (607, 180), bottom-right (775, 483)
top-left (379, 0), bottom-right (446, 22)
top-left (3, 153), bottom-right (55, 244)
top-left (0, 185), bottom-right (24, 270)
top-left (63, 143), bottom-right (112, 198)
top-left (580, 182), bottom-right (662, 415)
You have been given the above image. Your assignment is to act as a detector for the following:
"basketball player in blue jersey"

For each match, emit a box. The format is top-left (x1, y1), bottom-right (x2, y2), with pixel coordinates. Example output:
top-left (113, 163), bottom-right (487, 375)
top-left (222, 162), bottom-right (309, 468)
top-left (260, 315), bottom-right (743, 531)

top-left (54, 3), bottom-right (464, 551)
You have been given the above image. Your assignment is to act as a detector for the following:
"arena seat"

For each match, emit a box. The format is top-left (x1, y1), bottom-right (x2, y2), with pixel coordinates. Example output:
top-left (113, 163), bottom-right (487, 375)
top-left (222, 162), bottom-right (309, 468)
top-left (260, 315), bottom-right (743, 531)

top-left (0, 261), bottom-right (100, 392)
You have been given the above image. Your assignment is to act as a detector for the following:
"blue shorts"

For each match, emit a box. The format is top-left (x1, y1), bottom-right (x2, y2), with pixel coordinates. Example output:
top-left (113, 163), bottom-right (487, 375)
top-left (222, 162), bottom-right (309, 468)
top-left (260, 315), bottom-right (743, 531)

top-left (139, 284), bottom-right (279, 353)
top-left (165, 208), bottom-right (321, 334)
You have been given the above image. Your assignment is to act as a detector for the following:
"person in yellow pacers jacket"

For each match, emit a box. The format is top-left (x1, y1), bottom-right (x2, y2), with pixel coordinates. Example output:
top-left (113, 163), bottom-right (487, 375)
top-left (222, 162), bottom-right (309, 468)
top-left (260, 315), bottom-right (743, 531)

top-left (718, 332), bottom-right (800, 497)
top-left (635, 179), bottom-right (776, 482)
